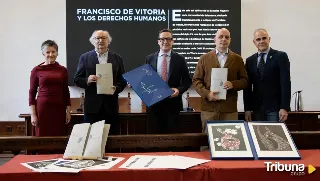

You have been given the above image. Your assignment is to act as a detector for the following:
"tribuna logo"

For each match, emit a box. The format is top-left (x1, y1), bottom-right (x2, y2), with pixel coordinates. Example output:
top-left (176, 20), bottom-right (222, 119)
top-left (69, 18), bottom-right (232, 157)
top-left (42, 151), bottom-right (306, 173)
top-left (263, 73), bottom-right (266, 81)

top-left (265, 162), bottom-right (305, 176)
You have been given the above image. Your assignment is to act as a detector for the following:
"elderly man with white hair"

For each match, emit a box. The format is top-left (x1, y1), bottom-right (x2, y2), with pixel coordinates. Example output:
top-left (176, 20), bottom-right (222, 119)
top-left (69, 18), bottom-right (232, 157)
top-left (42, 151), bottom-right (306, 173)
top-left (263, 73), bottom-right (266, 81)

top-left (74, 30), bottom-right (126, 135)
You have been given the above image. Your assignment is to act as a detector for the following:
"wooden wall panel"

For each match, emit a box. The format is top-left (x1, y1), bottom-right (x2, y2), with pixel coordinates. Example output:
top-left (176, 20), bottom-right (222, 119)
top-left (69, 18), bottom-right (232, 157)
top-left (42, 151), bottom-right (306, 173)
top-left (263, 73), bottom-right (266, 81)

top-left (0, 122), bottom-right (24, 136)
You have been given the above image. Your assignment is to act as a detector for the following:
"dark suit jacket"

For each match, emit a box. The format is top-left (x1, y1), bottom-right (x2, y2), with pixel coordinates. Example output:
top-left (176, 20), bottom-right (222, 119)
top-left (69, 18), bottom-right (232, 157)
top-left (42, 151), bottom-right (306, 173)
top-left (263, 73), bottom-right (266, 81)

top-left (74, 50), bottom-right (127, 114)
top-left (243, 48), bottom-right (291, 113)
top-left (145, 50), bottom-right (192, 112)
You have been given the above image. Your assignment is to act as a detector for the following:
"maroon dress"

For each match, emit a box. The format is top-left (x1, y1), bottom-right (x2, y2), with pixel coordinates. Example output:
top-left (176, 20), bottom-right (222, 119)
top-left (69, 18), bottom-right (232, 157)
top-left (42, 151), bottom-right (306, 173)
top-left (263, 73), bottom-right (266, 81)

top-left (29, 62), bottom-right (71, 136)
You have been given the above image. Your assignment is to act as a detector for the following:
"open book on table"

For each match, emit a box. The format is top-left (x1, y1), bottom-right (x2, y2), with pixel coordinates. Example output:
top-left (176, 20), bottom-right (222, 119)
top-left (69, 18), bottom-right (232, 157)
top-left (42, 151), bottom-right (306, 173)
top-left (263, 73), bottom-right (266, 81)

top-left (63, 120), bottom-right (110, 160)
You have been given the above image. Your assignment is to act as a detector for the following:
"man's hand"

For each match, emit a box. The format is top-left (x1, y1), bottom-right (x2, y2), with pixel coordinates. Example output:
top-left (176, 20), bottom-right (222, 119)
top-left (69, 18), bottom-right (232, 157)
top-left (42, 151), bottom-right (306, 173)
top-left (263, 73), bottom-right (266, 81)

top-left (87, 75), bottom-right (98, 84)
top-left (170, 88), bottom-right (179, 98)
top-left (279, 109), bottom-right (288, 121)
top-left (207, 90), bottom-right (220, 101)
top-left (224, 81), bottom-right (233, 90)
top-left (245, 111), bottom-right (252, 121)
top-left (106, 86), bottom-right (116, 95)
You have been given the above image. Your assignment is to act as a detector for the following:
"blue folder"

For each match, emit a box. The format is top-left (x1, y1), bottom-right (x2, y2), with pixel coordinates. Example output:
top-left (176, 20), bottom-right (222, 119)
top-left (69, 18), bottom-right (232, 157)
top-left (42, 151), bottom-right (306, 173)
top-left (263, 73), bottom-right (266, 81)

top-left (122, 64), bottom-right (173, 107)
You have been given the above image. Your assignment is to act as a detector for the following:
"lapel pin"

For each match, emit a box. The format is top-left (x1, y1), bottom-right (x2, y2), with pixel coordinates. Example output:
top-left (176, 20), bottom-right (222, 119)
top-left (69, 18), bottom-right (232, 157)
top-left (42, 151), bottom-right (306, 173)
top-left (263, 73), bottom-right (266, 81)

top-left (270, 56), bottom-right (272, 59)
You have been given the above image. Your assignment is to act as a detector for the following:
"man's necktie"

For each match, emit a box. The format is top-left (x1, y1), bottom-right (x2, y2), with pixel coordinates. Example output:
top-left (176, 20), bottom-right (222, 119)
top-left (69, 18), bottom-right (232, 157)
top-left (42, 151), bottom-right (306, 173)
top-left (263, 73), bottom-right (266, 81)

top-left (258, 53), bottom-right (266, 77)
top-left (161, 54), bottom-right (168, 82)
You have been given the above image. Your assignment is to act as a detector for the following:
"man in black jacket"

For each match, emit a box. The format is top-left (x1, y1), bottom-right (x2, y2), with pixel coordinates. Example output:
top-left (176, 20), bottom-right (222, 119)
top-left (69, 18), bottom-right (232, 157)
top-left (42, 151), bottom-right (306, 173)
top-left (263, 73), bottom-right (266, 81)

top-left (74, 30), bottom-right (127, 135)
top-left (243, 28), bottom-right (291, 122)
top-left (145, 29), bottom-right (192, 133)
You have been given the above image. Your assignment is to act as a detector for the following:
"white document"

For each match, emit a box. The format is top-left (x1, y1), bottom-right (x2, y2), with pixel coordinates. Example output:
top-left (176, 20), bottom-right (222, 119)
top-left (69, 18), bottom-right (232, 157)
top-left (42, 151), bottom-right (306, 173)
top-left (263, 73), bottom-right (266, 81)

top-left (119, 155), bottom-right (170, 169)
top-left (63, 120), bottom-right (110, 160)
top-left (100, 124), bottom-right (111, 158)
top-left (63, 123), bottom-right (91, 159)
top-left (96, 63), bottom-right (113, 94)
top-left (41, 159), bottom-right (111, 173)
top-left (86, 157), bottom-right (125, 170)
top-left (210, 68), bottom-right (228, 100)
top-left (119, 155), bottom-right (210, 169)
top-left (83, 121), bottom-right (110, 158)
top-left (170, 156), bottom-right (210, 169)
top-left (21, 159), bottom-right (59, 172)
top-left (38, 159), bottom-right (81, 173)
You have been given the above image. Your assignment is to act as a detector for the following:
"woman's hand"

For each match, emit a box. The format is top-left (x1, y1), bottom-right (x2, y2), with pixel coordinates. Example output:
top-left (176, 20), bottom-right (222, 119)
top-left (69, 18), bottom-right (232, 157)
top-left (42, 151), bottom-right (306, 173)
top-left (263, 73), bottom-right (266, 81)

top-left (66, 112), bottom-right (71, 124)
top-left (31, 114), bottom-right (38, 126)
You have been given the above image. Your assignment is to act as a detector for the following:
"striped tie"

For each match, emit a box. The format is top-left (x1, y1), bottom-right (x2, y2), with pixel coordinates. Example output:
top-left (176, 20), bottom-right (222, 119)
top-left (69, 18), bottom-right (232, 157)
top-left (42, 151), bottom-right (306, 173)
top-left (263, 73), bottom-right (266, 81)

top-left (258, 53), bottom-right (266, 77)
top-left (161, 54), bottom-right (168, 82)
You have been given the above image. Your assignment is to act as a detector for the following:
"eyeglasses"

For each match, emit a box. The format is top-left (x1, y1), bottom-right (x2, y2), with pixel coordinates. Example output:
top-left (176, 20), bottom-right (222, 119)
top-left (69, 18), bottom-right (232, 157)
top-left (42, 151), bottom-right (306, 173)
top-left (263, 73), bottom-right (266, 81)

top-left (217, 35), bottom-right (230, 40)
top-left (94, 37), bottom-right (107, 41)
top-left (158, 37), bottom-right (173, 42)
top-left (255, 37), bottom-right (268, 42)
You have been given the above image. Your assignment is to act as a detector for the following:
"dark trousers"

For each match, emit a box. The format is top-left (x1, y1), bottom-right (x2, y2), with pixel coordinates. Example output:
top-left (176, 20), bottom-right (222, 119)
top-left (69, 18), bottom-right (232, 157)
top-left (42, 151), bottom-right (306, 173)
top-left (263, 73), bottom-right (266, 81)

top-left (85, 106), bottom-right (120, 135)
top-left (253, 106), bottom-right (279, 121)
top-left (147, 107), bottom-right (180, 134)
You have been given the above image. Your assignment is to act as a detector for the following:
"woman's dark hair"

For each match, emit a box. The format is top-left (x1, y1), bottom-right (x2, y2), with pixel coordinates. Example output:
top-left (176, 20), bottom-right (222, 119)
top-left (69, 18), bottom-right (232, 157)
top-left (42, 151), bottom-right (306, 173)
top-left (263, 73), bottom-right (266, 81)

top-left (41, 40), bottom-right (58, 52)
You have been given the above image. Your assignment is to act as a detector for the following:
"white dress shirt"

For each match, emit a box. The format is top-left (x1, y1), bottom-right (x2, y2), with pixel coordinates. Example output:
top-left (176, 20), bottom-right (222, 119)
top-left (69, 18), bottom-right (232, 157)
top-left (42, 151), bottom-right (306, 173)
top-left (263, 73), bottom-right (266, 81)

top-left (96, 50), bottom-right (108, 64)
top-left (215, 48), bottom-right (228, 67)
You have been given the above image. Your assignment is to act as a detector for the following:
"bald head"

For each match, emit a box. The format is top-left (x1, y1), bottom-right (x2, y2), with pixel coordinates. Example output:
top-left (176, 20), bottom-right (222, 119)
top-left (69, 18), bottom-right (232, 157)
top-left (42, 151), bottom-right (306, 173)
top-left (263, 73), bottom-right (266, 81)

top-left (216, 28), bottom-right (230, 36)
top-left (253, 28), bottom-right (268, 37)
top-left (214, 28), bottom-right (231, 52)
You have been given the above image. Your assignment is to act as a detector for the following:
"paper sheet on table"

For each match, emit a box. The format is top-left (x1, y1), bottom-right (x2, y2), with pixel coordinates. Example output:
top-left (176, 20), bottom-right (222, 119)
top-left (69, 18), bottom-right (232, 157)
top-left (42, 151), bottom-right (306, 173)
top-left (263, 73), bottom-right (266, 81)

top-left (86, 156), bottom-right (125, 170)
top-left (40, 159), bottom-right (111, 173)
top-left (119, 155), bottom-right (210, 169)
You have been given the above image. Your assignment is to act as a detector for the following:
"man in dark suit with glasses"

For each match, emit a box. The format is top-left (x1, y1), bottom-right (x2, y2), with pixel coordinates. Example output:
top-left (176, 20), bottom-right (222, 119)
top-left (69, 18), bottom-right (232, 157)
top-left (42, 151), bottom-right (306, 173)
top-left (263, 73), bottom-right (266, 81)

top-left (145, 28), bottom-right (192, 134)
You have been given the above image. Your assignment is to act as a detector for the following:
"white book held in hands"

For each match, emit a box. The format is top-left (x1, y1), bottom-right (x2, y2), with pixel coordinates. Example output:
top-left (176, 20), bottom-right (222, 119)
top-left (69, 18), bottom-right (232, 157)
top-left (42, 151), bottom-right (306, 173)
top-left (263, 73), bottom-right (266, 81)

top-left (210, 68), bottom-right (228, 100)
top-left (96, 63), bottom-right (114, 94)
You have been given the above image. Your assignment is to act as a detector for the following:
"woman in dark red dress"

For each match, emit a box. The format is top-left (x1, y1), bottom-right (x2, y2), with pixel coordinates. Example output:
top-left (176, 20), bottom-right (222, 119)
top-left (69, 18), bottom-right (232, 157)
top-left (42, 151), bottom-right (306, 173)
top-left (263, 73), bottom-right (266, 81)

top-left (29, 40), bottom-right (71, 136)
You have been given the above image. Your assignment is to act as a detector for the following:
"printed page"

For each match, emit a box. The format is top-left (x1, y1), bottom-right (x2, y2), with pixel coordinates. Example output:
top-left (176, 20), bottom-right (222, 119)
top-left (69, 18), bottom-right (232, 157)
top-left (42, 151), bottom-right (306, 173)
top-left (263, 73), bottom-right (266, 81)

top-left (170, 156), bottom-right (210, 169)
top-left (83, 120), bottom-right (105, 159)
top-left (119, 155), bottom-right (176, 169)
top-left (41, 159), bottom-right (110, 173)
top-left (119, 155), bottom-right (210, 169)
top-left (86, 157), bottom-right (125, 170)
top-left (96, 63), bottom-right (113, 94)
top-left (210, 68), bottom-right (228, 100)
top-left (21, 159), bottom-right (59, 172)
top-left (100, 124), bottom-right (111, 157)
top-left (63, 123), bottom-right (91, 159)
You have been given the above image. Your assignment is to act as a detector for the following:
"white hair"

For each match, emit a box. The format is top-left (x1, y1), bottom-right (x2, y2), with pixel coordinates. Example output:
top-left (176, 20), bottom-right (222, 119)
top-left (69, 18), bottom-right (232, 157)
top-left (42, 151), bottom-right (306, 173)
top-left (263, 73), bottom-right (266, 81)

top-left (89, 30), bottom-right (112, 45)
